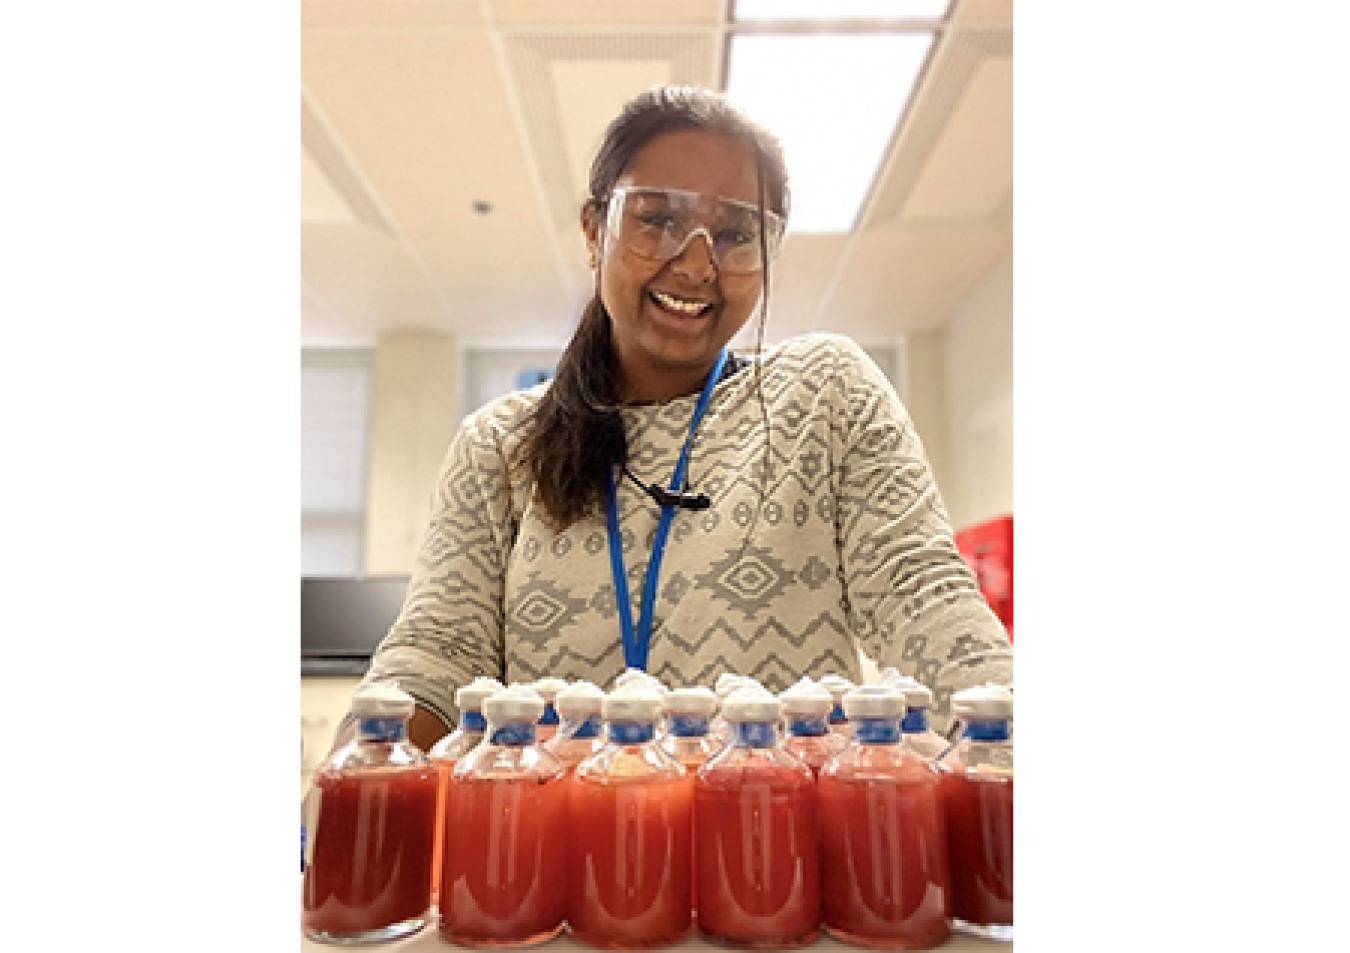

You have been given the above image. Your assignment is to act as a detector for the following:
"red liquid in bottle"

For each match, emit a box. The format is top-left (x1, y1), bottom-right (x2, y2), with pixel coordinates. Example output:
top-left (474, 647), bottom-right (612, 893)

top-left (567, 773), bottom-right (693, 947)
top-left (818, 764), bottom-right (950, 948)
top-left (439, 775), bottom-right (569, 947)
top-left (695, 764), bottom-right (821, 947)
top-left (302, 765), bottom-right (437, 937)
top-left (429, 756), bottom-right (456, 910)
top-left (940, 767), bottom-right (1013, 930)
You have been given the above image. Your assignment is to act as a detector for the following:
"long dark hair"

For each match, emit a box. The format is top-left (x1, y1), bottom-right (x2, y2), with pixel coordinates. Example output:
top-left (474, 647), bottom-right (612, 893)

top-left (521, 86), bottom-right (790, 530)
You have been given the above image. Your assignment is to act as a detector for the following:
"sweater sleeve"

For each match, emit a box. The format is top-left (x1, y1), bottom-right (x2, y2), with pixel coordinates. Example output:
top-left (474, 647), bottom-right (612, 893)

top-left (827, 336), bottom-right (1012, 734)
top-left (350, 407), bottom-right (515, 730)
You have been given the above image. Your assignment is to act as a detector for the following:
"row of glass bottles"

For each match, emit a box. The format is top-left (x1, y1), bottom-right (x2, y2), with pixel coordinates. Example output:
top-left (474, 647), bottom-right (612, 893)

top-left (301, 677), bottom-right (1013, 948)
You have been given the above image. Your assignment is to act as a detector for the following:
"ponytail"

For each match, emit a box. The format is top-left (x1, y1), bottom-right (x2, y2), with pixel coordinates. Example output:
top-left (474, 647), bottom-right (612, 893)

top-left (520, 296), bottom-right (626, 529)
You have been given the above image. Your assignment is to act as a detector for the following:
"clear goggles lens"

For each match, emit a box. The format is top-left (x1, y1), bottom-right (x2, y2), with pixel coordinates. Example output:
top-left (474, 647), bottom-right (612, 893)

top-left (604, 186), bottom-right (785, 274)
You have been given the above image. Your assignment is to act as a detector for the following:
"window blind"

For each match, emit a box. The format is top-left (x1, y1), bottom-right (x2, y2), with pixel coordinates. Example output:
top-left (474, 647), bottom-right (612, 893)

top-left (301, 350), bottom-right (373, 575)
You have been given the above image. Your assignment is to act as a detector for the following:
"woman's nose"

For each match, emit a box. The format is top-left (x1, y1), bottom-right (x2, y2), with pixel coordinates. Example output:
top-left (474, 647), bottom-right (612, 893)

top-left (669, 227), bottom-right (718, 282)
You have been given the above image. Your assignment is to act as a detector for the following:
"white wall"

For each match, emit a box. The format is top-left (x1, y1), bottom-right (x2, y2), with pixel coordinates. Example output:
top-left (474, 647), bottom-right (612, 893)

top-left (363, 330), bottom-right (459, 575)
top-left (942, 250), bottom-right (1013, 530)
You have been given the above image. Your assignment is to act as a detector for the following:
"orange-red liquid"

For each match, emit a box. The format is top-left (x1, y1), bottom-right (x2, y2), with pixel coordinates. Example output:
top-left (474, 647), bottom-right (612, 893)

top-left (566, 773), bottom-right (693, 947)
top-left (694, 765), bottom-right (821, 946)
top-left (818, 770), bottom-right (950, 948)
top-left (302, 765), bottom-right (437, 937)
top-left (940, 769), bottom-right (1013, 929)
top-left (439, 775), bottom-right (569, 947)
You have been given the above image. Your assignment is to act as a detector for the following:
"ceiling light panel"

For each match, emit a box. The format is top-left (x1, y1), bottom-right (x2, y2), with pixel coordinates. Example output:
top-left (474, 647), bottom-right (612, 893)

top-left (726, 32), bottom-right (934, 233)
top-left (733, 0), bottom-right (950, 21)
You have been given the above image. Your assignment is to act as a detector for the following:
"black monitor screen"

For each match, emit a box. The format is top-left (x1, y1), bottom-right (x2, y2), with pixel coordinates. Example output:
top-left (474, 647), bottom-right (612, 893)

top-left (301, 576), bottom-right (410, 674)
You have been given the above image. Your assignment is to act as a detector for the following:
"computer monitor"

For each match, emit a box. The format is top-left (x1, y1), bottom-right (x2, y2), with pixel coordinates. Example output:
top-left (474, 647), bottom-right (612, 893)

top-left (300, 576), bottom-right (410, 675)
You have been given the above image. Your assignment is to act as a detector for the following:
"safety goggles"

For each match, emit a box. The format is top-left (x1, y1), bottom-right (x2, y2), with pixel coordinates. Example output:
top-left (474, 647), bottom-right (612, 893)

top-left (603, 186), bottom-right (785, 275)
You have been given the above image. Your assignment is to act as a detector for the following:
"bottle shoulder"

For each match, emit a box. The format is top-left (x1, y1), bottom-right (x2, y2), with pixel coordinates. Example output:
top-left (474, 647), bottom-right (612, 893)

top-left (697, 744), bottom-right (814, 788)
top-left (576, 742), bottom-right (685, 781)
top-left (937, 737), bottom-right (1014, 773)
top-left (429, 728), bottom-right (484, 763)
top-left (321, 738), bottom-right (429, 773)
top-left (821, 743), bottom-right (939, 783)
top-left (453, 741), bottom-right (564, 781)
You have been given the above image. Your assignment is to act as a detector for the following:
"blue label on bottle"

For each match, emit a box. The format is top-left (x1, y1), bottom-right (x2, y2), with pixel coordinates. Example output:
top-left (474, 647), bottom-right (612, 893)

top-left (668, 714), bottom-right (710, 738)
top-left (355, 716), bottom-right (406, 743)
top-left (461, 709), bottom-right (488, 733)
top-left (962, 718), bottom-right (1011, 742)
top-left (733, 721), bottom-right (777, 748)
top-left (788, 716), bottom-right (828, 737)
top-left (852, 717), bottom-right (901, 745)
top-left (608, 721), bottom-right (656, 744)
top-left (539, 702), bottom-right (560, 726)
top-left (572, 714), bottom-right (602, 739)
top-left (829, 703), bottom-right (847, 724)
top-left (901, 707), bottom-right (929, 734)
top-left (490, 722), bottom-right (537, 746)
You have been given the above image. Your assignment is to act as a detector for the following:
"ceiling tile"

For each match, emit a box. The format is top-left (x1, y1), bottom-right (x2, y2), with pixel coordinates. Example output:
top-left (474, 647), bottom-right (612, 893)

top-left (303, 30), bottom-right (546, 231)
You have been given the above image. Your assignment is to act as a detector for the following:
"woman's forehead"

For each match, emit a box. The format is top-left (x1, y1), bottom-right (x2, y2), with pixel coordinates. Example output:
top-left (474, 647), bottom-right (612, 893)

top-left (615, 128), bottom-right (761, 207)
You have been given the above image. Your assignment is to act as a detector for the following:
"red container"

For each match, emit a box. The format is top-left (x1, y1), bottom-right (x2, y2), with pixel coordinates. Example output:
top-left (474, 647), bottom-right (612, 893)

top-left (302, 766), bottom-right (437, 938)
top-left (953, 514), bottom-right (1013, 639)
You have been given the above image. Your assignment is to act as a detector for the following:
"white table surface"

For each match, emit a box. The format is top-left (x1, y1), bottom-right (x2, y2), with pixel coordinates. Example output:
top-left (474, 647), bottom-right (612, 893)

top-left (298, 874), bottom-right (1015, 950)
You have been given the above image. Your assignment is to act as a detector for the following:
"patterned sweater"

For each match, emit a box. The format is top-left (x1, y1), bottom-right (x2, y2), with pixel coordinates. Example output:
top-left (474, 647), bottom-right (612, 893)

top-left (355, 333), bottom-right (1012, 735)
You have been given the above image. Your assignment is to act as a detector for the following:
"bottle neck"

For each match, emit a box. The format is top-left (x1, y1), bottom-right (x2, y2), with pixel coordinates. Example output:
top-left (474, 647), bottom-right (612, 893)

top-left (668, 714), bottom-right (711, 738)
top-left (460, 709), bottom-right (488, 734)
top-left (730, 720), bottom-right (778, 749)
top-left (489, 721), bottom-right (538, 746)
top-left (538, 702), bottom-right (559, 727)
top-left (569, 713), bottom-right (603, 740)
top-left (356, 716), bottom-right (408, 744)
top-left (851, 716), bottom-right (902, 745)
top-left (608, 720), bottom-right (657, 744)
top-left (786, 714), bottom-right (829, 737)
top-left (961, 717), bottom-right (1011, 742)
top-left (900, 707), bottom-right (930, 734)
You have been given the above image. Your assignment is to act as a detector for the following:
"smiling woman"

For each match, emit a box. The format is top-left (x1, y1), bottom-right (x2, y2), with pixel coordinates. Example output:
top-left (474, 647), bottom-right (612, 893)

top-left (337, 85), bottom-right (1012, 758)
top-left (527, 87), bottom-right (792, 528)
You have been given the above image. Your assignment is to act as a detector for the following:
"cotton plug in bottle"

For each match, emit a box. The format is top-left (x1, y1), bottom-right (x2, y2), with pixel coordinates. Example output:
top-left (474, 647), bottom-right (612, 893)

top-left (779, 676), bottom-right (847, 776)
top-left (937, 684), bottom-right (1014, 941)
top-left (817, 673), bottom-right (856, 739)
top-left (896, 674), bottom-right (950, 755)
top-left (542, 679), bottom-right (606, 772)
top-left (695, 685), bottom-right (821, 948)
top-left (660, 685), bottom-right (721, 770)
top-left (531, 676), bottom-right (569, 743)
top-left (428, 676), bottom-right (503, 915)
top-left (818, 684), bottom-right (951, 949)
top-left (439, 685), bottom-right (568, 948)
top-left (302, 684), bottom-right (437, 944)
top-left (567, 684), bottom-right (693, 948)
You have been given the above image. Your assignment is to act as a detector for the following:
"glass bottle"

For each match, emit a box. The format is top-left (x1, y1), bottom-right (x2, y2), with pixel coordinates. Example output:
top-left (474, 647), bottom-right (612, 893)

top-left (531, 676), bottom-right (569, 743)
top-left (660, 686), bottom-right (721, 770)
top-left (709, 673), bottom-right (759, 745)
top-left (428, 676), bottom-right (503, 915)
top-left (818, 684), bottom-right (950, 949)
top-left (937, 684), bottom-right (1013, 941)
top-left (817, 673), bottom-right (856, 739)
top-left (542, 679), bottom-right (606, 772)
top-left (695, 686), bottom-right (820, 948)
top-left (302, 684), bottom-right (437, 943)
top-left (896, 681), bottom-right (949, 762)
top-left (567, 685), bottom-right (693, 948)
top-left (440, 685), bottom-right (568, 948)
top-left (779, 676), bottom-right (847, 777)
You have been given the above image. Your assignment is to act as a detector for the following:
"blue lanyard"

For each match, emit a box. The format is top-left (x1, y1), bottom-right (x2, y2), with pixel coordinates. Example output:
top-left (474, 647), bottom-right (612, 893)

top-left (606, 348), bottom-right (728, 671)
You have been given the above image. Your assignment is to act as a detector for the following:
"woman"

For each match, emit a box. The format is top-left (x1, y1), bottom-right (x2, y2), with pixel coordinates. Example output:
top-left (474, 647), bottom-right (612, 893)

top-left (346, 85), bottom-right (1011, 751)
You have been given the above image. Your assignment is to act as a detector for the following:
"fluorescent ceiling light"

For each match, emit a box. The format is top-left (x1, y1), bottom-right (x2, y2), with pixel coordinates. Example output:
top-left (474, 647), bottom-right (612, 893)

top-left (725, 32), bottom-right (934, 233)
top-left (734, 0), bottom-right (950, 20)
